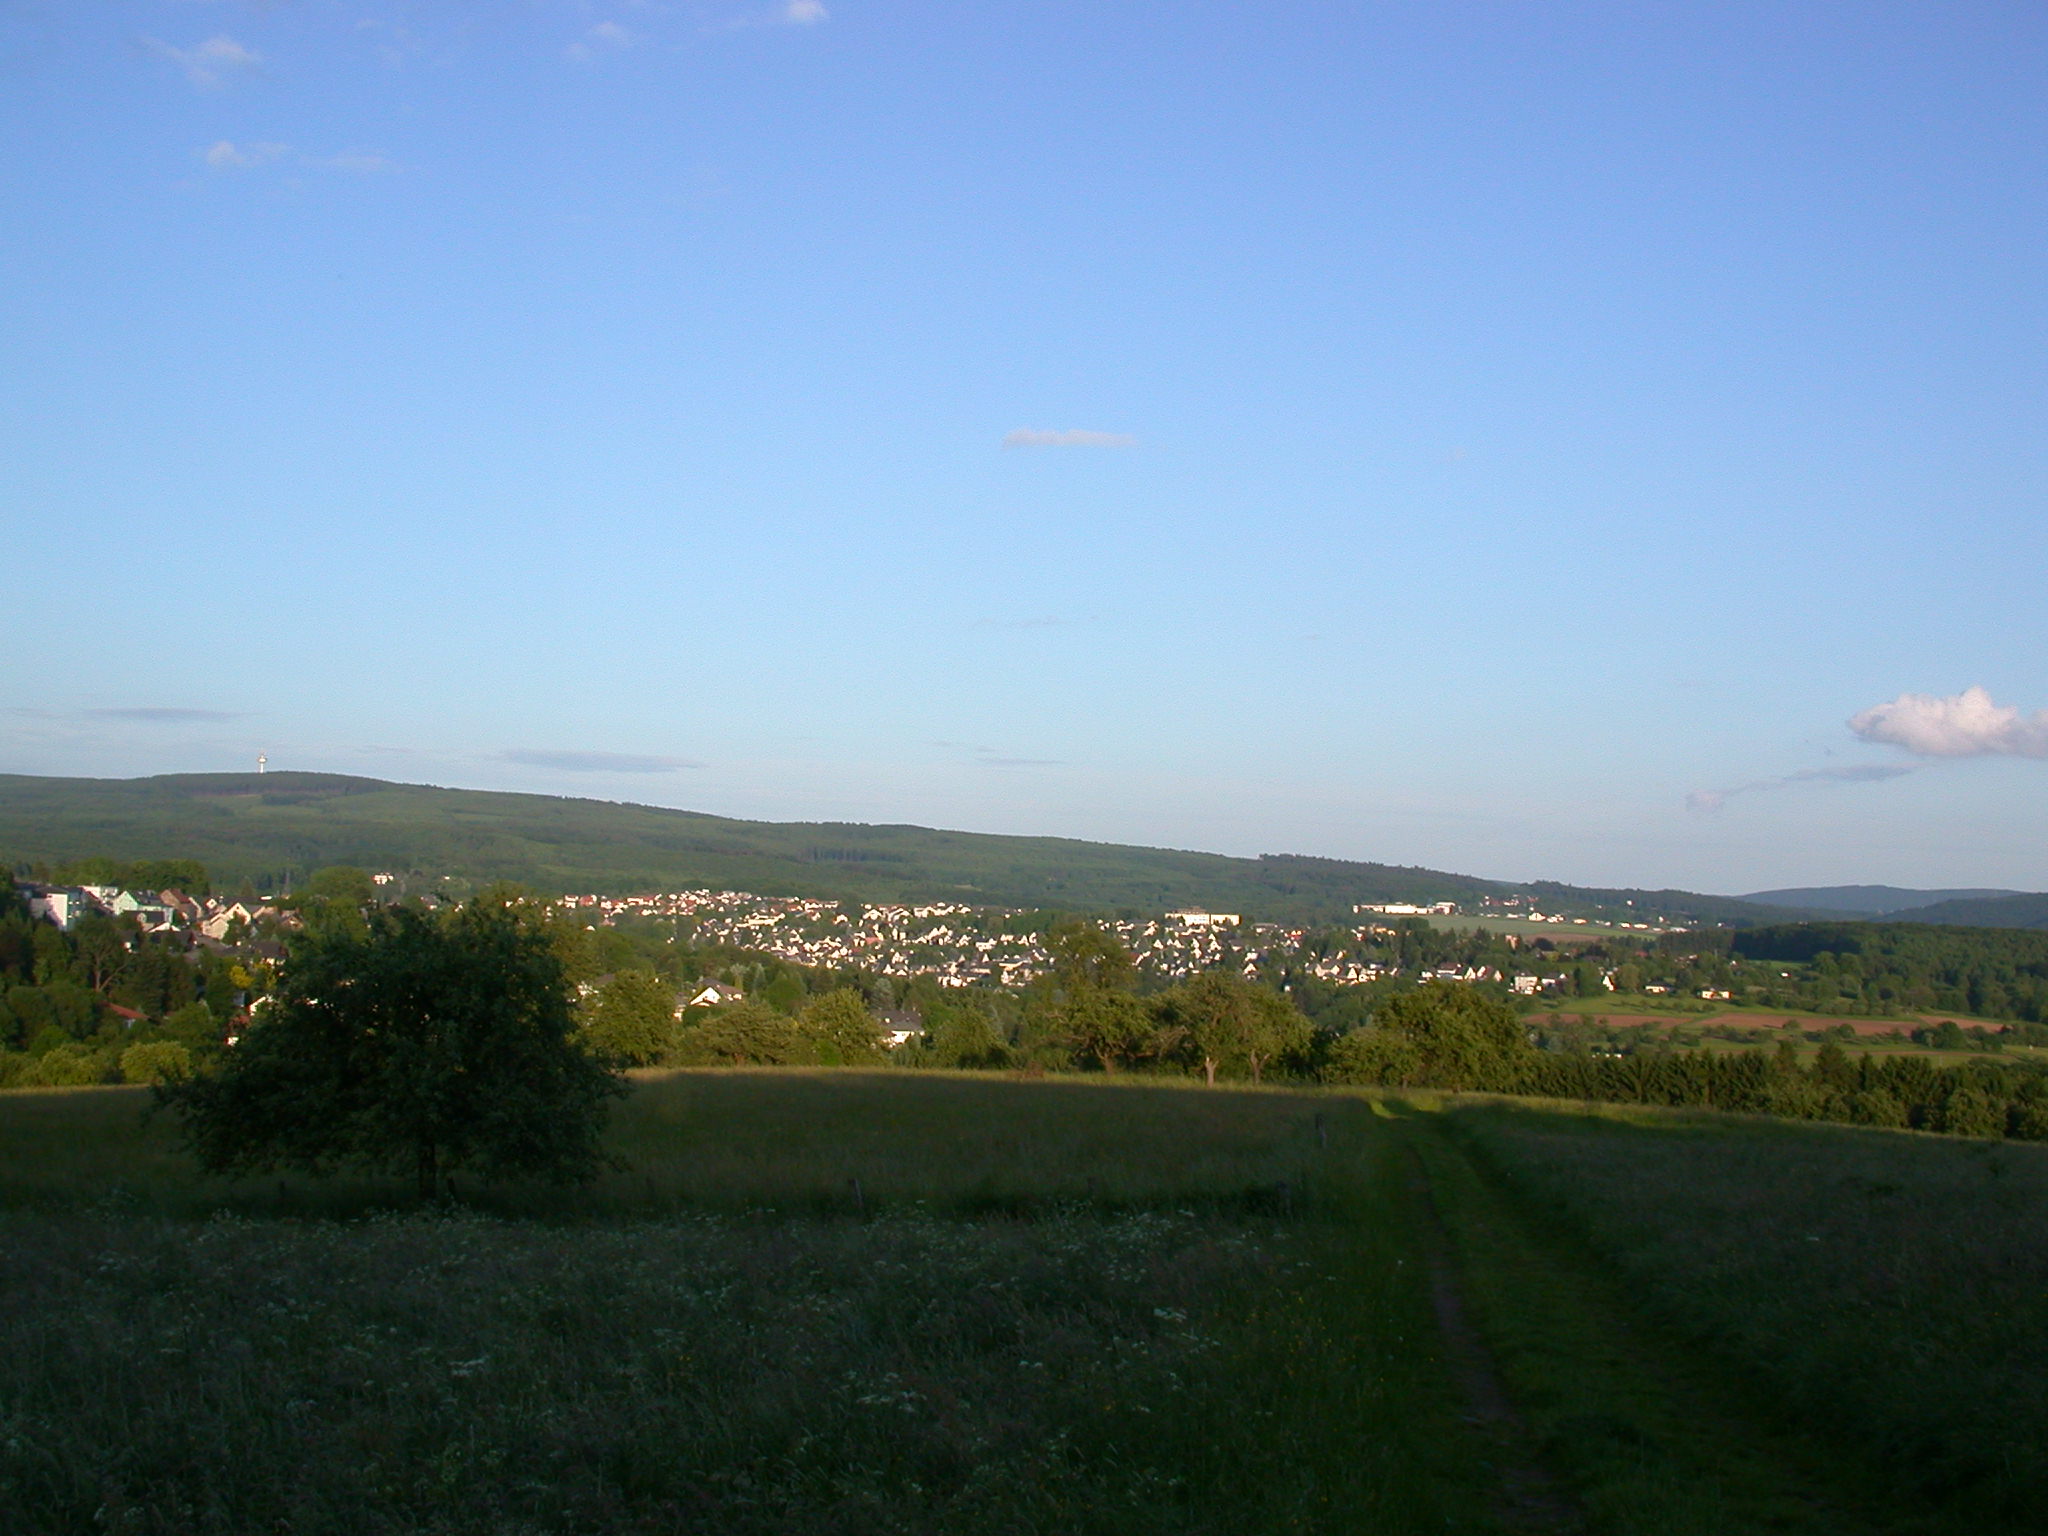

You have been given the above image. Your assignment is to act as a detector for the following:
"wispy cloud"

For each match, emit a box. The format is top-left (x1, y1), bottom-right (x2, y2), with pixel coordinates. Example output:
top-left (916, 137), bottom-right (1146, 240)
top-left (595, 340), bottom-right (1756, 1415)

top-left (201, 142), bottom-right (398, 175)
top-left (972, 614), bottom-right (1087, 631)
top-left (1002, 428), bottom-right (1137, 449)
top-left (141, 34), bottom-right (261, 89)
top-left (567, 20), bottom-right (639, 61)
top-left (714, 1), bottom-right (829, 32)
top-left (1686, 762), bottom-right (1916, 815)
top-left (932, 739), bottom-right (1065, 769)
top-left (500, 749), bottom-right (701, 774)
top-left (312, 150), bottom-right (398, 174)
top-left (355, 18), bottom-right (424, 70)
top-left (203, 139), bottom-right (288, 169)
top-left (1849, 686), bottom-right (2048, 758)
top-left (86, 707), bottom-right (242, 724)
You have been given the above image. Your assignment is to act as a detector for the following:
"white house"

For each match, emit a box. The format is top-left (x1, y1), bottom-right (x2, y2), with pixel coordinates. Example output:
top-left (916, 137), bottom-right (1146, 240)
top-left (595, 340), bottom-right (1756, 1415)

top-left (1166, 910), bottom-right (1241, 929)
top-left (27, 887), bottom-right (100, 930)
top-left (682, 981), bottom-right (745, 1009)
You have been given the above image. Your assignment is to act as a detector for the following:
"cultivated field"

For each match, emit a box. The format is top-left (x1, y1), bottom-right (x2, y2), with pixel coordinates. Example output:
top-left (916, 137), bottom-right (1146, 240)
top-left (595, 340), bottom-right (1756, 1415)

top-left (0, 1074), bottom-right (2041, 1533)
top-left (1419, 914), bottom-right (1650, 941)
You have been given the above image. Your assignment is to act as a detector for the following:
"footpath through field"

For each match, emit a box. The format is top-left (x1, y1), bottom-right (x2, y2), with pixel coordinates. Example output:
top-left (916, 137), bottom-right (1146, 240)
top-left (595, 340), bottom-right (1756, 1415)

top-left (1385, 1097), bottom-right (2037, 1536)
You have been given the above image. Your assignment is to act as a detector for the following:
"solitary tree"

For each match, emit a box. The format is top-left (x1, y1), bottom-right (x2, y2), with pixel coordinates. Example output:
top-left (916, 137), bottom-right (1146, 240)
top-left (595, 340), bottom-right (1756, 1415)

top-left (160, 896), bottom-right (623, 1199)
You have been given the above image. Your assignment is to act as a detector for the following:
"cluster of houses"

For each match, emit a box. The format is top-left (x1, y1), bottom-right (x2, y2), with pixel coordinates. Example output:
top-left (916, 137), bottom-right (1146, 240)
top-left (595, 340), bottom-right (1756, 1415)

top-left (21, 884), bottom-right (289, 944)
top-left (559, 892), bottom-right (1291, 988)
top-left (556, 890), bottom-right (1590, 997)
top-left (18, 875), bottom-right (1590, 1002)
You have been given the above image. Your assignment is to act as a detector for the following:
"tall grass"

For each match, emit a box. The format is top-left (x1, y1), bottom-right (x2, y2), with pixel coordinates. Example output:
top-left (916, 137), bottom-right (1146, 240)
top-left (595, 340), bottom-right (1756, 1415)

top-left (0, 1075), bottom-right (1495, 1535)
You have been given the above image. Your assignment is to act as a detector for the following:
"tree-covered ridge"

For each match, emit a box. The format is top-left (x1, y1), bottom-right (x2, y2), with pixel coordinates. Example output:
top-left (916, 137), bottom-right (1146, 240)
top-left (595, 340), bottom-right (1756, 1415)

top-left (1732, 922), bottom-right (2048, 1022)
top-left (0, 771), bottom-right (1799, 926)
top-left (1890, 892), bottom-right (2048, 930)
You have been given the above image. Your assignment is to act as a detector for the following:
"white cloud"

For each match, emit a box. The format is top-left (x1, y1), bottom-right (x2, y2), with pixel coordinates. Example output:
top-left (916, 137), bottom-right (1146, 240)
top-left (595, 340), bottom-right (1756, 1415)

top-left (783, 1), bottom-right (830, 23)
top-left (1001, 428), bottom-right (1137, 449)
top-left (203, 140), bottom-right (288, 169)
top-left (1848, 686), bottom-right (2048, 758)
top-left (142, 34), bottom-right (261, 89)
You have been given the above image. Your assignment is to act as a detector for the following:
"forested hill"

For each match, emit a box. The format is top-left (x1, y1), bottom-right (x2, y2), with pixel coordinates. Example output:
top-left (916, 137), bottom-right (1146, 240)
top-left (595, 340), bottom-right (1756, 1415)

top-left (1894, 893), bottom-right (2048, 930)
top-left (1740, 884), bottom-right (2027, 918)
top-left (0, 771), bottom-right (1794, 925)
top-left (1731, 922), bottom-right (2048, 1019)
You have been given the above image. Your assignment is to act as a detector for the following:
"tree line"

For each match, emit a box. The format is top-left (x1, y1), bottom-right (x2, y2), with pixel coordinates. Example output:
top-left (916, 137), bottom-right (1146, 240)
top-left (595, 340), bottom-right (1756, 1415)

top-left (1323, 982), bottom-right (2048, 1140)
top-left (1729, 922), bottom-right (2048, 1023)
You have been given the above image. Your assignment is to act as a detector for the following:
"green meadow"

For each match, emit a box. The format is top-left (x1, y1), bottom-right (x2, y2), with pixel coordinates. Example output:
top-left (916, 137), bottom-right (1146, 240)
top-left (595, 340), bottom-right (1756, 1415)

top-left (2, 1074), bottom-right (2043, 1533)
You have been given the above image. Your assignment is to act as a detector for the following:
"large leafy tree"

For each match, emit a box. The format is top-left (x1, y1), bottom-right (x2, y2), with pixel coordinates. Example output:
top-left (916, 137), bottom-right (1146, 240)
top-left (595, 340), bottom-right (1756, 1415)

top-left (1162, 971), bottom-right (1311, 1085)
top-left (161, 896), bottom-right (622, 1199)
top-left (1331, 983), bottom-right (1533, 1092)
top-left (582, 969), bottom-right (680, 1065)
top-left (689, 1000), bottom-right (804, 1066)
top-left (1041, 920), bottom-right (1163, 1072)
top-left (796, 988), bottom-right (884, 1065)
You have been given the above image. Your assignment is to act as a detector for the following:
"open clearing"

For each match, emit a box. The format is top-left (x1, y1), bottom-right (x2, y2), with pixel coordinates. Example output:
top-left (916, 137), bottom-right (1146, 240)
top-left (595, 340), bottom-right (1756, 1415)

top-left (1418, 915), bottom-right (1654, 941)
top-left (1535, 999), bottom-right (2024, 1037)
top-left (1, 1073), bottom-right (2042, 1534)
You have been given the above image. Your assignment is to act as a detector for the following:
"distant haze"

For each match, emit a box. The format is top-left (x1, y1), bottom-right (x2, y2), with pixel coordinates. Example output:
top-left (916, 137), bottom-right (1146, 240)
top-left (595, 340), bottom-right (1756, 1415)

top-left (1743, 887), bottom-right (2029, 917)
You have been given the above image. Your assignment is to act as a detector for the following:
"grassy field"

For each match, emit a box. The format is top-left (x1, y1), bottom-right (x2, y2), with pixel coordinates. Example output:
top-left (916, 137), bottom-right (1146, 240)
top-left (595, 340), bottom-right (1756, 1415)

top-left (1537, 996), bottom-right (2022, 1034)
top-left (1430, 1098), bottom-right (2048, 1532)
top-left (1421, 915), bottom-right (1661, 941)
top-left (1, 1075), bottom-right (2042, 1533)
top-left (0, 1077), bottom-right (1494, 1535)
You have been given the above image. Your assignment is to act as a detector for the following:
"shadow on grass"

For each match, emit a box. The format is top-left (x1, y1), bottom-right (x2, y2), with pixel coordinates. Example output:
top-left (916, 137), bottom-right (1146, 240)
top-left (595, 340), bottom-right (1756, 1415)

top-left (0, 1071), bottom-right (1357, 1222)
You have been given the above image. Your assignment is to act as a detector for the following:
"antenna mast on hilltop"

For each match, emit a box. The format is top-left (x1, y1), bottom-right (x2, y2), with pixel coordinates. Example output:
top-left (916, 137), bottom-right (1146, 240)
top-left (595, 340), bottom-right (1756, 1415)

top-left (257, 754), bottom-right (267, 775)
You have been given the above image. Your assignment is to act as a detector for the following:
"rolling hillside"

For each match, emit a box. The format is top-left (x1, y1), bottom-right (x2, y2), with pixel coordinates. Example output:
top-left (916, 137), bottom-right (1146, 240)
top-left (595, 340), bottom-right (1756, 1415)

top-left (1890, 893), bottom-right (2048, 930)
top-left (1741, 884), bottom-right (2027, 918)
top-left (0, 771), bottom-right (1796, 926)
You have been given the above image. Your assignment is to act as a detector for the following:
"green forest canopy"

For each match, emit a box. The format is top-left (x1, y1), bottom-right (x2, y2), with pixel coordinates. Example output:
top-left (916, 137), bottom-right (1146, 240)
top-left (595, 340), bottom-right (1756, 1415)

top-left (0, 772), bottom-right (1803, 927)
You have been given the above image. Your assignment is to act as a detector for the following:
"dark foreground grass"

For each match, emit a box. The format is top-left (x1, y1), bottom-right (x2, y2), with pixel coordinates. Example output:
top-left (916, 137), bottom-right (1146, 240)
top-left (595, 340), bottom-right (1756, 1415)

top-left (11, 1075), bottom-right (2041, 1534)
top-left (1425, 1098), bottom-right (2048, 1533)
top-left (0, 1075), bottom-right (1495, 1535)
top-left (0, 1072), bottom-right (1342, 1218)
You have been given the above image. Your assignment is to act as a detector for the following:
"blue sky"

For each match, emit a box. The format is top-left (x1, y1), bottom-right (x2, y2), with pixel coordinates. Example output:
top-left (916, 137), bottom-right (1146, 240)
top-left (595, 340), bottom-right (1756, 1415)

top-left (5, 2), bottom-right (2047, 894)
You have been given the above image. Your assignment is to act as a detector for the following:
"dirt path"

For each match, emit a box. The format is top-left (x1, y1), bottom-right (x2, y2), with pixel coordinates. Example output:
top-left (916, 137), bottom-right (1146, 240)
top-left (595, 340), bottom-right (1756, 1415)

top-left (1403, 1146), bottom-right (1589, 1535)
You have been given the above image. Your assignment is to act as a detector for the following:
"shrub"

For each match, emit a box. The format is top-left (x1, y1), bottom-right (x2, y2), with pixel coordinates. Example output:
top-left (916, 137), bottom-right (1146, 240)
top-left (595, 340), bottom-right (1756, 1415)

top-left (121, 1041), bottom-right (193, 1086)
top-left (27, 1043), bottom-right (114, 1087)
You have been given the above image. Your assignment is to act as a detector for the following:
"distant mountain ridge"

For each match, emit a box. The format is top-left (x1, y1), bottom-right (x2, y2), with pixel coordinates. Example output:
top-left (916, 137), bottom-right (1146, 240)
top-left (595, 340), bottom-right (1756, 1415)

top-left (1741, 884), bottom-right (2028, 917)
top-left (0, 770), bottom-right (1799, 927)
top-left (1893, 893), bottom-right (2048, 931)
